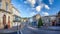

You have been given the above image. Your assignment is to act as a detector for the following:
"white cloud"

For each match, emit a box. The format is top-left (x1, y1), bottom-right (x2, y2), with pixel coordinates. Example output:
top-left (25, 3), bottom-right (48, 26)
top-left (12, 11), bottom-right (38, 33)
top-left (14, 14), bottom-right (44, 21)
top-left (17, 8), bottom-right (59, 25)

top-left (24, 1), bottom-right (28, 4)
top-left (38, 0), bottom-right (43, 3)
top-left (49, 0), bottom-right (54, 4)
top-left (31, 0), bottom-right (36, 5)
top-left (26, 0), bottom-right (36, 7)
top-left (24, 0), bottom-right (50, 12)
top-left (42, 12), bottom-right (49, 16)
top-left (36, 5), bottom-right (42, 12)
top-left (35, 4), bottom-right (44, 12)
top-left (30, 12), bottom-right (36, 16)
top-left (45, 4), bottom-right (50, 10)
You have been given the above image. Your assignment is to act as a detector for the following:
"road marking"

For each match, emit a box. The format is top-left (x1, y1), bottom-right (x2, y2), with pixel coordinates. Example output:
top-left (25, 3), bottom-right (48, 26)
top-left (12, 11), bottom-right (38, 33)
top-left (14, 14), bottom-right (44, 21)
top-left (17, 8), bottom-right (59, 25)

top-left (20, 30), bottom-right (23, 34)
top-left (28, 26), bottom-right (38, 30)
top-left (17, 30), bottom-right (19, 34)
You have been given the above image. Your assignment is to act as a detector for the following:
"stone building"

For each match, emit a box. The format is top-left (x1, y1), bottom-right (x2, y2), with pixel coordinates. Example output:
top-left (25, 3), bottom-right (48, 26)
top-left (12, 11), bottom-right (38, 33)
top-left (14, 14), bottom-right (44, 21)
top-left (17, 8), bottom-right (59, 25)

top-left (0, 0), bottom-right (21, 29)
top-left (0, 0), bottom-right (13, 29)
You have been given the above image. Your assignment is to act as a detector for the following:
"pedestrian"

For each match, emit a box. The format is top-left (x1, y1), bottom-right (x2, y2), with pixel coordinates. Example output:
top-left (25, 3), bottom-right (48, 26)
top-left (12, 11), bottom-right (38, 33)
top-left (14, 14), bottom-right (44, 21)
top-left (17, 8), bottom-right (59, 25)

top-left (20, 24), bottom-right (21, 28)
top-left (4, 24), bottom-right (8, 29)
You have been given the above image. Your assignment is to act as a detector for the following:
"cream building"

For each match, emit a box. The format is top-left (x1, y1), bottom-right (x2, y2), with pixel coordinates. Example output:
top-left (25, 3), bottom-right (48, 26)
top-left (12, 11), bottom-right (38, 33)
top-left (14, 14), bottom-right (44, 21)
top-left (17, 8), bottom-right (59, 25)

top-left (0, 0), bottom-right (21, 29)
top-left (0, 0), bottom-right (13, 29)
top-left (21, 18), bottom-right (28, 22)
top-left (12, 5), bottom-right (21, 27)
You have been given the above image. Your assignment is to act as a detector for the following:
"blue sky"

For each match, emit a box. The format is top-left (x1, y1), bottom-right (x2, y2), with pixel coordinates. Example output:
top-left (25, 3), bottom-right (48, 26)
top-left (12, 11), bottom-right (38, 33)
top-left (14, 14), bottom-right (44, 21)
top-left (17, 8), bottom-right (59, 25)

top-left (11, 0), bottom-right (60, 17)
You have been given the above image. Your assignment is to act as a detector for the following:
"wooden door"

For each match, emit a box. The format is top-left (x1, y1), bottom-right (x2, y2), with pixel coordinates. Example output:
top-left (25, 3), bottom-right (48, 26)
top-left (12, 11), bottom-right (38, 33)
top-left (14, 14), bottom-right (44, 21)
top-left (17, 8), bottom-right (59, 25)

top-left (8, 16), bottom-right (10, 28)
top-left (3, 15), bottom-right (6, 25)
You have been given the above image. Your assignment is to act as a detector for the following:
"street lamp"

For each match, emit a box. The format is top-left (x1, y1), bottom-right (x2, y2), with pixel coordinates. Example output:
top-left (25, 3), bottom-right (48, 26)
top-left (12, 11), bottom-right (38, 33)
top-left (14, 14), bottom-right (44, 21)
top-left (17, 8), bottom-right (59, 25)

top-left (17, 18), bottom-right (21, 34)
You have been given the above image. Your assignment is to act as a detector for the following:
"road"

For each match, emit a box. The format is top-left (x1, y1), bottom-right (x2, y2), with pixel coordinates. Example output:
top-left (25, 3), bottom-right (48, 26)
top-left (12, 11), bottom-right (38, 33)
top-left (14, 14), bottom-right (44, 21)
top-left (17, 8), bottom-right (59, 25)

top-left (21, 24), bottom-right (60, 34)
top-left (0, 22), bottom-right (60, 34)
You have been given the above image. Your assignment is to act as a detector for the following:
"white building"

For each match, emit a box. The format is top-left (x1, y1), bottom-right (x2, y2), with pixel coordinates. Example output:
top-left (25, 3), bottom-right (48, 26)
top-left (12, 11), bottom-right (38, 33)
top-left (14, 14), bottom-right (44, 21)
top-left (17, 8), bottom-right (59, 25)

top-left (41, 15), bottom-right (57, 26)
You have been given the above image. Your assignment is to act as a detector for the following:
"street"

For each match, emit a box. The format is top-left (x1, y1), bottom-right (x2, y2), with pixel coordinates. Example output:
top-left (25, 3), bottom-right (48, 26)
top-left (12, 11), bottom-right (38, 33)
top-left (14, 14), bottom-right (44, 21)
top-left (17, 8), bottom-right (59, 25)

top-left (21, 24), bottom-right (60, 34)
top-left (0, 0), bottom-right (60, 34)
top-left (0, 23), bottom-right (60, 34)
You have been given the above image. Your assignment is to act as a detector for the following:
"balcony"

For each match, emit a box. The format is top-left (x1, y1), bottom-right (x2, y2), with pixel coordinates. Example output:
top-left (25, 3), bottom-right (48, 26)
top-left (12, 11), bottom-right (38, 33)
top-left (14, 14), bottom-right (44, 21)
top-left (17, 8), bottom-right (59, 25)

top-left (0, 9), bottom-right (12, 14)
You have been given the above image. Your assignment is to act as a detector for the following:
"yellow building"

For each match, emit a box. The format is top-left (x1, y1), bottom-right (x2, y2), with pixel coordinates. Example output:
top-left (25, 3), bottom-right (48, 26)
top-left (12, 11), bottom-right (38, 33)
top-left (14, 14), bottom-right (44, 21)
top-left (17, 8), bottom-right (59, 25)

top-left (0, 0), bottom-right (13, 29)
top-left (33, 14), bottom-right (41, 20)
top-left (21, 18), bottom-right (28, 22)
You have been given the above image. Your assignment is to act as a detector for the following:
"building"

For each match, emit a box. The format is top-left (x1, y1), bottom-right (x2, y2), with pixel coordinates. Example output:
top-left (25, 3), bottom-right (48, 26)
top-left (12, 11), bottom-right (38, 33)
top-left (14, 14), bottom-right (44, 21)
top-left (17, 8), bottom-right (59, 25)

top-left (21, 18), bottom-right (28, 23)
top-left (56, 11), bottom-right (60, 26)
top-left (41, 11), bottom-right (60, 26)
top-left (0, 0), bottom-right (13, 29)
top-left (0, 0), bottom-right (21, 29)
top-left (41, 15), bottom-right (56, 26)
top-left (12, 5), bottom-right (21, 27)
top-left (32, 14), bottom-right (41, 27)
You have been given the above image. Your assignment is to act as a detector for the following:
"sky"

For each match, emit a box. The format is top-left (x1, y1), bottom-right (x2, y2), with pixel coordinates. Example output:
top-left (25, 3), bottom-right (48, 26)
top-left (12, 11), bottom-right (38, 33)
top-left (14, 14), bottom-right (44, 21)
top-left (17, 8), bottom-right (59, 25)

top-left (11, 0), bottom-right (60, 17)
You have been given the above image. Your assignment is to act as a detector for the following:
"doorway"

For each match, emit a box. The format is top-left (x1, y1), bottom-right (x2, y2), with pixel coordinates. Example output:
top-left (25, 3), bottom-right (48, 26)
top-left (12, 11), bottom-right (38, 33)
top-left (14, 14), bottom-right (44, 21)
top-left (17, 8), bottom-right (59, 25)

top-left (3, 15), bottom-right (6, 25)
top-left (8, 16), bottom-right (10, 28)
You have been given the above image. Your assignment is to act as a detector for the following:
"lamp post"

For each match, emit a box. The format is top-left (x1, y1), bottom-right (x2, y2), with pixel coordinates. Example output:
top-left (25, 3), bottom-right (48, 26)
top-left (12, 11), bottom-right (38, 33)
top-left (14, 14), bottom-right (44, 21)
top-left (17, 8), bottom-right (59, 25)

top-left (17, 18), bottom-right (20, 34)
top-left (17, 22), bottom-right (19, 34)
top-left (17, 17), bottom-right (21, 34)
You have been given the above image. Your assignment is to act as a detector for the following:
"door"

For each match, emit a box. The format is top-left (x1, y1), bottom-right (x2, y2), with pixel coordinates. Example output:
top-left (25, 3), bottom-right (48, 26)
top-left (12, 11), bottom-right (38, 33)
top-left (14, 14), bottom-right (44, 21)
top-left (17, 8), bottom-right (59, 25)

top-left (8, 16), bottom-right (10, 28)
top-left (3, 15), bottom-right (6, 25)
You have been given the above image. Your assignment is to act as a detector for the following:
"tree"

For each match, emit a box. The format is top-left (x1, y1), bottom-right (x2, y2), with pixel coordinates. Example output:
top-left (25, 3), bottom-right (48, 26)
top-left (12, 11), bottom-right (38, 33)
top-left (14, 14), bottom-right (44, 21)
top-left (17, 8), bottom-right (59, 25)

top-left (38, 18), bottom-right (43, 28)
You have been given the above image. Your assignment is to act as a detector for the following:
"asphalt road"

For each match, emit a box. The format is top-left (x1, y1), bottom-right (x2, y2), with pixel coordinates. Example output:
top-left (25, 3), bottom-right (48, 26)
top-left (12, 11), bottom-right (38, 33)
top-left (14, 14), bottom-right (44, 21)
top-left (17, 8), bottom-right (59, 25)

top-left (0, 22), bottom-right (60, 34)
top-left (21, 25), bottom-right (60, 34)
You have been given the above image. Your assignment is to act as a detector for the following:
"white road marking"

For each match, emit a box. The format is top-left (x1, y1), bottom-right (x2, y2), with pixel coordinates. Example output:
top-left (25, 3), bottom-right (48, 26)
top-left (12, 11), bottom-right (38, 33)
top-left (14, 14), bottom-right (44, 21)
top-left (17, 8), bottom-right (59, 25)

top-left (27, 26), bottom-right (38, 30)
top-left (20, 30), bottom-right (23, 34)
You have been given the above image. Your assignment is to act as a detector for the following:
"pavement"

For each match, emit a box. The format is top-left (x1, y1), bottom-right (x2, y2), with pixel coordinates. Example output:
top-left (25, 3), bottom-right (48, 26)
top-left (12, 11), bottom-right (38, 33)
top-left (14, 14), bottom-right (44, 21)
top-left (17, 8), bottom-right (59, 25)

top-left (38, 26), bottom-right (60, 31)
top-left (0, 26), bottom-right (21, 34)
top-left (0, 23), bottom-right (24, 34)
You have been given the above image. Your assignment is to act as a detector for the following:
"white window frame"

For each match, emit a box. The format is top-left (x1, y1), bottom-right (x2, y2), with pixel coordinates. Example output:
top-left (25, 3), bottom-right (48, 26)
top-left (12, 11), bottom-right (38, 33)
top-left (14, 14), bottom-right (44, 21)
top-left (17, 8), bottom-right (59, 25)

top-left (6, 2), bottom-right (8, 11)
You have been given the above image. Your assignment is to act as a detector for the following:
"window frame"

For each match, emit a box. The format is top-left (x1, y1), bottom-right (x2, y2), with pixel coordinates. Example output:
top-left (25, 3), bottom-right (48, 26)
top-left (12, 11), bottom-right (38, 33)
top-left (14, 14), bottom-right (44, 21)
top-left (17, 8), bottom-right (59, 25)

top-left (6, 2), bottom-right (8, 11)
top-left (0, 0), bottom-right (2, 8)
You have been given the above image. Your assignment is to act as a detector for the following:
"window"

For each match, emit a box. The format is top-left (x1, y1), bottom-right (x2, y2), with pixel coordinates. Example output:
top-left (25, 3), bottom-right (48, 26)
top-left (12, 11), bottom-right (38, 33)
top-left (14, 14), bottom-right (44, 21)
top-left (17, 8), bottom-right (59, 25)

top-left (6, 2), bottom-right (8, 11)
top-left (59, 18), bottom-right (60, 23)
top-left (0, 0), bottom-right (2, 8)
